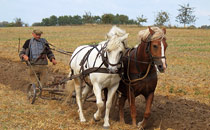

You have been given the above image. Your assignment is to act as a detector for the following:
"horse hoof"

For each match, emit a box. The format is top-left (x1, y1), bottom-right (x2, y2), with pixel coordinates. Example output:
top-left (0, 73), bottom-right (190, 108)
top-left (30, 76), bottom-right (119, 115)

top-left (103, 126), bottom-right (110, 129)
top-left (137, 122), bottom-right (142, 127)
top-left (81, 120), bottom-right (86, 122)
top-left (93, 117), bottom-right (100, 122)
top-left (137, 121), bottom-right (145, 129)
top-left (80, 119), bottom-right (86, 122)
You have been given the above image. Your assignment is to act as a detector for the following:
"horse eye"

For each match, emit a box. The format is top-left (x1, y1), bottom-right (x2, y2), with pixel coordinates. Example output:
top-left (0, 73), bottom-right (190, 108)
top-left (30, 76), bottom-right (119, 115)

top-left (153, 45), bottom-right (158, 49)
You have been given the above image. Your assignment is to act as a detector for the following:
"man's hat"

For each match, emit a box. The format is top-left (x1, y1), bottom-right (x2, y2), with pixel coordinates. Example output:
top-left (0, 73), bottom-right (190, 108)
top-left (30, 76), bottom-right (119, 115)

top-left (33, 29), bottom-right (43, 35)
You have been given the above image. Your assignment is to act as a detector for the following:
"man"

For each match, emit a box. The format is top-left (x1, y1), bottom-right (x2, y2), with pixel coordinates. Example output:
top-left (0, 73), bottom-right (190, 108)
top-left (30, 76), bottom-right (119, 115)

top-left (19, 29), bottom-right (57, 87)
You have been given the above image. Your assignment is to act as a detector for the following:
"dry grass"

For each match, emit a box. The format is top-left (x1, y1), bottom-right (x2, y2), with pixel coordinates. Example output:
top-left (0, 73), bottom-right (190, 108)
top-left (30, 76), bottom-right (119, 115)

top-left (0, 25), bottom-right (209, 103)
top-left (0, 25), bottom-right (209, 129)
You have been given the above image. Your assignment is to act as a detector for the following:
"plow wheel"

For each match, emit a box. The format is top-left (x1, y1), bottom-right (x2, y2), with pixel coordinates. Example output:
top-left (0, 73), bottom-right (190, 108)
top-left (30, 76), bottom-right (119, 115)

top-left (27, 84), bottom-right (37, 104)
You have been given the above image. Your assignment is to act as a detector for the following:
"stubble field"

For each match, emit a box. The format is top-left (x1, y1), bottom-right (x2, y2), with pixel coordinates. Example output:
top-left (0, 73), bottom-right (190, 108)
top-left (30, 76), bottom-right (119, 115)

top-left (0, 25), bottom-right (209, 130)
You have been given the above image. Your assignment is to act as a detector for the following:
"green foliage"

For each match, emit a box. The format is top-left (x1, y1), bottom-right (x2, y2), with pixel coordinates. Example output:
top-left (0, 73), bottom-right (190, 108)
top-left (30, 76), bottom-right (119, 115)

top-left (72, 15), bottom-right (83, 25)
top-left (82, 11), bottom-right (94, 24)
top-left (101, 13), bottom-right (136, 24)
top-left (49, 15), bottom-right (58, 26)
top-left (32, 22), bottom-right (43, 26)
top-left (115, 14), bottom-right (129, 24)
top-left (194, 88), bottom-right (201, 95)
top-left (0, 18), bottom-right (24, 27)
top-left (102, 14), bottom-right (114, 24)
top-left (0, 21), bottom-right (10, 27)
top-left (136, 15), bottom-right (147, 26)
top-left (200, 25), bottom-right (210, 29)
top-left (154, 11), bottom-right (170, 26)
top-left (176, 88), bottom-right (187, 95)
top-left (169, 86), bottom-right (174, 93)
top-left (176, 3), bottom-right (196, 27)
top-left (14, 18), bottom-right (24, 27)
top-left (41, 18), bottom-right (50, 26)
top-left (57, 15), bottom-right (70, 25)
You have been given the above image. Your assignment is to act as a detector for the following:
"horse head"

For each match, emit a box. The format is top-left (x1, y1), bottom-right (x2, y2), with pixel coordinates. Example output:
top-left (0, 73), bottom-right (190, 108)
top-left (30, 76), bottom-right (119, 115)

top-left (105, 26), bottom-right (129, 73)
top-left (139, 26), bottom-right (168, 73)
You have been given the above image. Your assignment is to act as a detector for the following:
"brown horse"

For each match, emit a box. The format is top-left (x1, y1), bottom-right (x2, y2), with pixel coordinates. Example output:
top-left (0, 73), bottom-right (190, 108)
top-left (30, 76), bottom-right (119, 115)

top-left (118, 27), bottom-right (168, 128)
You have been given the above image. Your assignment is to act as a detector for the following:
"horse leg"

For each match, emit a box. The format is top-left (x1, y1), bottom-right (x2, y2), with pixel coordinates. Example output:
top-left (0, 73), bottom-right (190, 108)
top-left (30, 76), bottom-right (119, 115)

top-left (138, 92), bottom-right (154, 128)
top-left (127, 90), bottom-right (137, 126)
top-left (82, 84), bottom-right (92, 103)
top-left (93, 83), bottom-right (104, 121)
top-left (103, 85), bottom-right (118, 128)
top-left (74, 78), bottom-right (86, 122)
top-left (119, 94), bottom-right (126, 124)
top-left (62, 80), bottom-right (75, 105)
top-left (110, 92), bottom-right (118, 116)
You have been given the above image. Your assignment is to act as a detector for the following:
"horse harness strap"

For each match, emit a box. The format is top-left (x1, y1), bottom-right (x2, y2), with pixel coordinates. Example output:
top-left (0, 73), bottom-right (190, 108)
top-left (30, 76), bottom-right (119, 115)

top-left (70, 41), bottom-right (122, 84)
top-left (45, 66), bottom-right (117, 87)
top-left (122, 48), bottom-right (152, 85)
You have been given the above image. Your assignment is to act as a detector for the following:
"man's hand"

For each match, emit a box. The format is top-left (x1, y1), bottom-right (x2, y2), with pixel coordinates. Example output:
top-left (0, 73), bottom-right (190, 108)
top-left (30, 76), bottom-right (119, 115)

top-left (22, 55), bottom-right (29, 61)
top-left (51, 59), bottom-right (57, 65)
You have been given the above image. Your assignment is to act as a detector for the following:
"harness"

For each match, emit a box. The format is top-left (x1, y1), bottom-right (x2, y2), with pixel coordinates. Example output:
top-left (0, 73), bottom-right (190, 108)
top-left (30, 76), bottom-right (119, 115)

top-left (69, 41), bottom-right (124, 85)
top-left (119, 33), bottom-right (166, 101)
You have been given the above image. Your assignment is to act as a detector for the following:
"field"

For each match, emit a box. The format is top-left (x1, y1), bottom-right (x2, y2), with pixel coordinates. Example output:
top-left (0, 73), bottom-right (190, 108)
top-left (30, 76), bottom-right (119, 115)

top-left (0, 25), bottom-right (209, 130)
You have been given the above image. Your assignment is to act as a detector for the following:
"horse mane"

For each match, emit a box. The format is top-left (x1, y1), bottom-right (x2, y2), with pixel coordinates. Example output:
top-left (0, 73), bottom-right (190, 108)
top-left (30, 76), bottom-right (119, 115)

top-left (105, 26), bottom-right (128, 51)
top-left (138, 27), bottom-right (165, 43)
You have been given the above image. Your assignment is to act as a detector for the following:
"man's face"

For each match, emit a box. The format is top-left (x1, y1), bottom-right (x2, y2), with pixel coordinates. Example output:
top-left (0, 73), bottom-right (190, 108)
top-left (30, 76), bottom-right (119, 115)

top-left (32, 33), bottom-right (41, 40)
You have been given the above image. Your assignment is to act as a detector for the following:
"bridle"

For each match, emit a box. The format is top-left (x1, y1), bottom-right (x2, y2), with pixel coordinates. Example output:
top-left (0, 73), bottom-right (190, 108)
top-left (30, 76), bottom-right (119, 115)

top-left (145, 38), bottom-right (166, 62)
top-left (121, 34), bottom-right (166, 84)
top-left (101, 45), bottom-right (123, 69)
top-left (70, 40), bottom-right (125, 79)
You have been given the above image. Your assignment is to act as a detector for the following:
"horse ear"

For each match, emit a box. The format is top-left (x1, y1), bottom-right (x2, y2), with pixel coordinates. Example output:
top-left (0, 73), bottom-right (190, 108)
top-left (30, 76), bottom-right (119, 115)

top-left (120, 33), bottom-right (129, 41)
top-left (148, 26), bottom-right (155, 35)
top-left (162, 27), bottom-right (166, 34)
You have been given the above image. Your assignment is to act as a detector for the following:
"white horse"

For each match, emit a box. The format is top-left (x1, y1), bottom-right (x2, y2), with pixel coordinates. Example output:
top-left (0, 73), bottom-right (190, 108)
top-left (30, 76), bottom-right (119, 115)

top-left (69, 26), bottom-right (129, 128)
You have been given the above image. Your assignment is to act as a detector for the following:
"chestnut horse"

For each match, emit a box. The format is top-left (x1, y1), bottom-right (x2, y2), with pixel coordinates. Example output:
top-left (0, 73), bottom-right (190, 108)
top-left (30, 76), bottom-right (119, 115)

top-left (118, 27), bottom-right (168, 128)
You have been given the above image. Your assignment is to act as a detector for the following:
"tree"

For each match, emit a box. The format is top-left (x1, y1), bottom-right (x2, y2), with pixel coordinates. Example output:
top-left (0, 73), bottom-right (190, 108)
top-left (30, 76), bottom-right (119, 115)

top-left (154, 11), bottom-right (170, 26)
top-left (92, 16), bottom-right (101, 24)
top-left (83, 11), bottom-right (93, 24)
top-left (58, 15), bottom-right (70, 25)
top-left (41, 18), bottom-right (50, 26)
top-left (137, 15), bottom-right (147, 26)
top-left (118, 14), bottom-right (129, 24)
top-left (72, 15), bottom-right (83, 25)
top-left (127, 19), bottom-right (138, 25)
top-left (101, 14), bottom-right (114, 24)
top-left (49, 15), bottom-right (58, 26)
top-left (14, 18), bottom-right (23, 27)
top-left (0, 21), bottom-right (9, 27)
top-left (32, 22), bottom-right (43, 26)
top-left (176, 3), bottom-right (196, 27)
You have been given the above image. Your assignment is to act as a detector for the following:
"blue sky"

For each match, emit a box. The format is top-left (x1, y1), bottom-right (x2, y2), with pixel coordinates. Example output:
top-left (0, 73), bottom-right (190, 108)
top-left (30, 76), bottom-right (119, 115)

top-left (1, 0), bottom-right (210, 27)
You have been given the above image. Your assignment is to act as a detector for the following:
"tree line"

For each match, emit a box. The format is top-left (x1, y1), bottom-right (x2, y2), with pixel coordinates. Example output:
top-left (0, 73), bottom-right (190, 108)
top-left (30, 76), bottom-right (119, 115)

top-left (32, 12), bottom-right (138, 26)
top-left (1, 3), bottom-right (209, 28)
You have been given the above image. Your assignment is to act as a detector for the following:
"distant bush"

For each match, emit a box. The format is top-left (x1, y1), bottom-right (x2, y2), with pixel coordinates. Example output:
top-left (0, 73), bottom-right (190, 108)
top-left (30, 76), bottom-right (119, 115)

top-left (200, 25), bottom-right (210, 29)
top-left (32, 22), bottom-right (42, 26)
top-left (187, 25), bottom-right (197, 29)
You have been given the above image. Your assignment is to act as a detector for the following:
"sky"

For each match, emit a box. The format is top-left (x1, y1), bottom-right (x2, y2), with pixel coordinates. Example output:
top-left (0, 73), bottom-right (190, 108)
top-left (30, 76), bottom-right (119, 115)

top-left (0, 0), bottom-right (210, 27)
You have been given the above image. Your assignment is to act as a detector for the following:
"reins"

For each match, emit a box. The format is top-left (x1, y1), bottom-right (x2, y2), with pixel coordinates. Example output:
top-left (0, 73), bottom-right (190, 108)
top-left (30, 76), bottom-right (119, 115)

top-left (120, 46), bottom-right (152, 86)
top-left (37, 40), bottom-right (73, 56)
